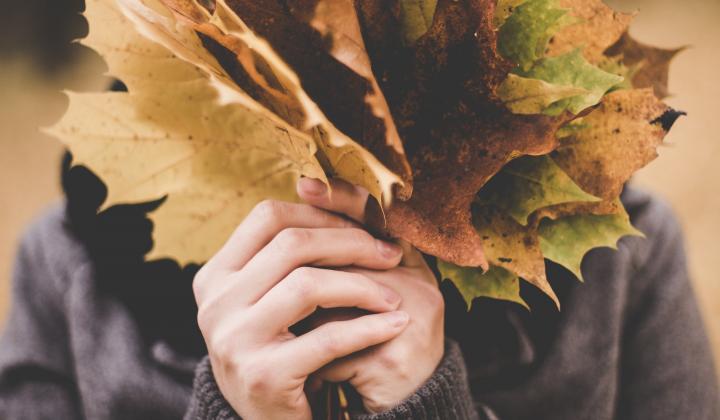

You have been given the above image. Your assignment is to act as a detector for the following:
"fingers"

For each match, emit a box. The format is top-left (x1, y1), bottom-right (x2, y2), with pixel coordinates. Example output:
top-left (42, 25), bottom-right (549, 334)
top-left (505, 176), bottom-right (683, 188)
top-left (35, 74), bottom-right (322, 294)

top-left (205, 200), bottom-right (357, 273)
top-left (297, 178), bottom-right (370, 223)
top-left (237, 227), bottom-right (403, 302)
top-left (277, 311), bottom-right (409, 379)
top-left (251, 268), bottom-right (402, 333)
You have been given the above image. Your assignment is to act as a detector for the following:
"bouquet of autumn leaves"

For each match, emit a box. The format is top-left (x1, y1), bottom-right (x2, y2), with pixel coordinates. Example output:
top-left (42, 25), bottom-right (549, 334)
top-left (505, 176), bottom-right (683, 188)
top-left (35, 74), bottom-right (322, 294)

top-left (50, 0), bottom-right (683, 310)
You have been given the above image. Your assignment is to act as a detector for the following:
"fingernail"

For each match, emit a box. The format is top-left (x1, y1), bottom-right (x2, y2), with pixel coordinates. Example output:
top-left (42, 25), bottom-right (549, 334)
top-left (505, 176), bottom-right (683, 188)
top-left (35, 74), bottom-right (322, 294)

top-left (386, 311), bottom-right (409, 328)
top-left (298, 178), bottom-right (326, 196)
top-left (382, 286), bottom-right (402, 306)
top-left (376, 240), bottom-right (402, 259)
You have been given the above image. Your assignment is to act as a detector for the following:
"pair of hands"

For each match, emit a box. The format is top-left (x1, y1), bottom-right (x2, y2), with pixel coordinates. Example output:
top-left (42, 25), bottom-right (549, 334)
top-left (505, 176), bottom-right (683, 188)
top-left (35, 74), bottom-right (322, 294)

top-left (193, 178), bottom-right (445, 419)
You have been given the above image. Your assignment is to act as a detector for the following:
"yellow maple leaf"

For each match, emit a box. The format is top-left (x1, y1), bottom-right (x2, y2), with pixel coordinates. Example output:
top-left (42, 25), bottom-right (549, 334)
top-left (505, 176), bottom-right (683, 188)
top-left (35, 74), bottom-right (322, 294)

top-left (48, 0), bottom-right (326, 264)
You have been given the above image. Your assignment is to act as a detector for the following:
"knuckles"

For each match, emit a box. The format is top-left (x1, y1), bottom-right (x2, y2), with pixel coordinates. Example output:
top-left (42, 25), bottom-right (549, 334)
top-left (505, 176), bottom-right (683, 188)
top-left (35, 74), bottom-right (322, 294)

top-left (284, 267), bottom-right (319, 299)
top-left (273, 227), bottom-right (313, 257)
top-left (251, 199), bottom-right (287, 230)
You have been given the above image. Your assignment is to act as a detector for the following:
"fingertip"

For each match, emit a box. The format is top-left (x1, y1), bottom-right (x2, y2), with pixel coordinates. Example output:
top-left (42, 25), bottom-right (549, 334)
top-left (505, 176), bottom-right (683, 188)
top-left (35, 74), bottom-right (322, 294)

top-left (385, 311), bottom-right (410, 329)
top-left (297, 177), bottom-right (328, 200)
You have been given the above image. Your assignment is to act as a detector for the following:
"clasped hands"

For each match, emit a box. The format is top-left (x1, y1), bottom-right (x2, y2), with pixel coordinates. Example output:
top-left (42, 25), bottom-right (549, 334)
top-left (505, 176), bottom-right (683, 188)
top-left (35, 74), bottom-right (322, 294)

top-left (193, 178), bottom-right (445, 419)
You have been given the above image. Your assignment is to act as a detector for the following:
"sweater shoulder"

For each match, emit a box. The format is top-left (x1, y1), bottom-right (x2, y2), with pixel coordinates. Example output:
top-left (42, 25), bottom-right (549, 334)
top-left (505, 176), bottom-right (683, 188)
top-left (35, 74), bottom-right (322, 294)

top-left (16, 202), bottom-right (91, 291)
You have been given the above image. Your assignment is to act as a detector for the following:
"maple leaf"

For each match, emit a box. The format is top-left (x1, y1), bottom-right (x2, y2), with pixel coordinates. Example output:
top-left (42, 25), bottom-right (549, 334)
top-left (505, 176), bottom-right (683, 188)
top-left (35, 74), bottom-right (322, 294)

top-left (552, 88), bottom-right (672, 199)
top-left (355, 0), bottom-right (570, 268)
top-left (516, 49), bottom-right (623, 115)
top-left (546, 0), bottom-right (633, 63)
top-left (605, 32), bottom-right (686, 99)
top-left (538, 204), bottom-right (643, 280)
top-left (478, 155), bottom-right (599, 225)
top-left (497, 0), bottom-right (575, 71)
top-left (437, 262), bottom-right (529, 310)
top-left (48, 0), bottom-right (326, 263)
top-left (50, 0), bottom-right (685, 315)
top-left (473, 205), bottom-right (558, 306)
top-left (176, 0), bottom-right (409, 204)
top-left (497, 73), bottom-right (588, 115)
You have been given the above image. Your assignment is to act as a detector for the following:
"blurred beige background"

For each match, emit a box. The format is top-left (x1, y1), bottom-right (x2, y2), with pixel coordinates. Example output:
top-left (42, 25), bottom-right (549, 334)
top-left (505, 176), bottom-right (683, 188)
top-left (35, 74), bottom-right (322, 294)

top-left (0, 0), bottom-right (718, 369)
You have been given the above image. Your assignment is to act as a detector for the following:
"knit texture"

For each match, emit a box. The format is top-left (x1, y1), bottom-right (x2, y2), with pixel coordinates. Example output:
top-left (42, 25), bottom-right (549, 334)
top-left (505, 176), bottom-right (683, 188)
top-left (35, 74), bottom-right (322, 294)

top-left (0, 188), bottom-right (718, 419)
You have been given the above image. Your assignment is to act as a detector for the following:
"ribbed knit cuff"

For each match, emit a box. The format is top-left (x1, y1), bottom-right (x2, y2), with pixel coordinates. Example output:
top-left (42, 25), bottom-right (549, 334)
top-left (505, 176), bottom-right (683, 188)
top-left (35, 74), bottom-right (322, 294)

top-left (185, 356), bottom-right (241, 420)
top-left (353, 340), bottom-right (484, 420)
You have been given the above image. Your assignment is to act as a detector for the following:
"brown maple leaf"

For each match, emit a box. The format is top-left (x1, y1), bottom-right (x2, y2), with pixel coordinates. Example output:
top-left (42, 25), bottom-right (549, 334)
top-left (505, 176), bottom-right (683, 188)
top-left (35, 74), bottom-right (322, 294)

top-left (605, 32), bottom-right (686, 99)
top-left (358, 0), bottom-right (570, 268)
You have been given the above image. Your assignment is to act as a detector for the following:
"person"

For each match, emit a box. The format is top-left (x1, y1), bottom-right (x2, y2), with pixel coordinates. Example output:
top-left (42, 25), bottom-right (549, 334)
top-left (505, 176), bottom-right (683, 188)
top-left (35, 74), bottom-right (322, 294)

top-left (0, 158), bottom-right (718, 419)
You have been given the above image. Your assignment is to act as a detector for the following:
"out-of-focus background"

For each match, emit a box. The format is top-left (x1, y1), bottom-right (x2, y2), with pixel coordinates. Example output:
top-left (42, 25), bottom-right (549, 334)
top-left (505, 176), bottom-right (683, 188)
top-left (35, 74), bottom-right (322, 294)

top-left (0, 0), bottom-right (718, 368)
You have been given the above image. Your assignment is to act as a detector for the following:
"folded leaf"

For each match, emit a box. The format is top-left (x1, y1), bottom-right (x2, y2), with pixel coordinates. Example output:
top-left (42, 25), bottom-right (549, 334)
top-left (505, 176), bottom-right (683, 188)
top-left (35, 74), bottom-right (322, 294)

top-left (517, 49), bottom-right (624, 115)
top-left (297, 0), bottom-right (414, 198)
top-left (437, 262), bottom-right (529, 310)
top-left (552, 88), bottom-right (671, 199)
top-left (478, 155), bottom-right (599, 226)
top-left (160, 0), bottom-right (404, 205)
top-left (498, 73), bottom-right (588, 114)
top-left (538, 205), bottom-right (643, 281)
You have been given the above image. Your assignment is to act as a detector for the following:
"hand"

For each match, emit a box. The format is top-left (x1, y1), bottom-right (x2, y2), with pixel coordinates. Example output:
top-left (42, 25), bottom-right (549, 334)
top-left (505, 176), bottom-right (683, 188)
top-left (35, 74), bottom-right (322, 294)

top-left (193, 182), bottom-right (411, 420)
top-left (297, 179), bottom-right (446, 414)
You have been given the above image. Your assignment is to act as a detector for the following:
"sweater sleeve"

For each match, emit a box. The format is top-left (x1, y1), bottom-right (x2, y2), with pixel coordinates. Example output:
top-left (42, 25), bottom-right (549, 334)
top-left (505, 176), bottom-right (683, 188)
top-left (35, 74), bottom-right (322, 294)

top-left (0, 220), bottom-right (83, 419)
top-left (617, 199), bottom-right (720, 419)
top-left (185, 357), bottom-right (242, 420)
top-left (185, 340), bottom-right (496, 420)
top-left (353, 340), bottom-right (491, 420)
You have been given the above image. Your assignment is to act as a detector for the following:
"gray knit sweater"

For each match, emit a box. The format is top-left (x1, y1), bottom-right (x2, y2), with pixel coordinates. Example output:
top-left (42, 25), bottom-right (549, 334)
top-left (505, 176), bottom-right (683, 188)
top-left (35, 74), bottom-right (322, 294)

top-left (0, 188), bottom-right (718, 419)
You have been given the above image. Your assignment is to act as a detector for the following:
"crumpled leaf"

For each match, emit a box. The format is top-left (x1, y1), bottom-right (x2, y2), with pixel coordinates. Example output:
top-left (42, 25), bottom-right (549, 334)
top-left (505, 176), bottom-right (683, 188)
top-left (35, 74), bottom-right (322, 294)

top-left (399, 0), bottom-right (439, 46)
top-left (478, 155), bottom-right (599, 226)
top-left (497, 73), bottom-right (588, 114)
top-left (546, 0), bottom-right (633, 63)
top-left (605, 32), bottom-right (686, 99)
top-left (473, 205), bottom-right (558, 306)
top-left (552, 88), bottom-right (671, 199)
top-left (437, 261), bottom-right (529, 310)
top-left (498, 0), bottom-right (574, 71)
top-left (296, 0), bottom-right (414, 198)
top-left (48, 0), bottom-right (326, 263)
top-left (538, 205), bottom-right (643, 280)
top-left (517, 48), bottom-right (624, 115)
top-left (158, 0), bottom-right (405, 205)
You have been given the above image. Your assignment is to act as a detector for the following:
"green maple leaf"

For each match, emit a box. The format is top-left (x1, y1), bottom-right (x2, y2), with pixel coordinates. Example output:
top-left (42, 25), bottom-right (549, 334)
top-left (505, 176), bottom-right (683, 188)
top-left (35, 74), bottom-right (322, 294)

top-left (478, 155), bottom-right (599, 226)
top-left (516, 49), bottom-right (624, 115)
top-left (498, 0), bottom-right (574, 71)
top-left (437, 262), bottom-right (529, 310)
top-left (497, 73), bottom-right (589, 114)
top-left (538, 208), bottom-right (644, 281)
top-left (399, 0), bottom-right (439, 45)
